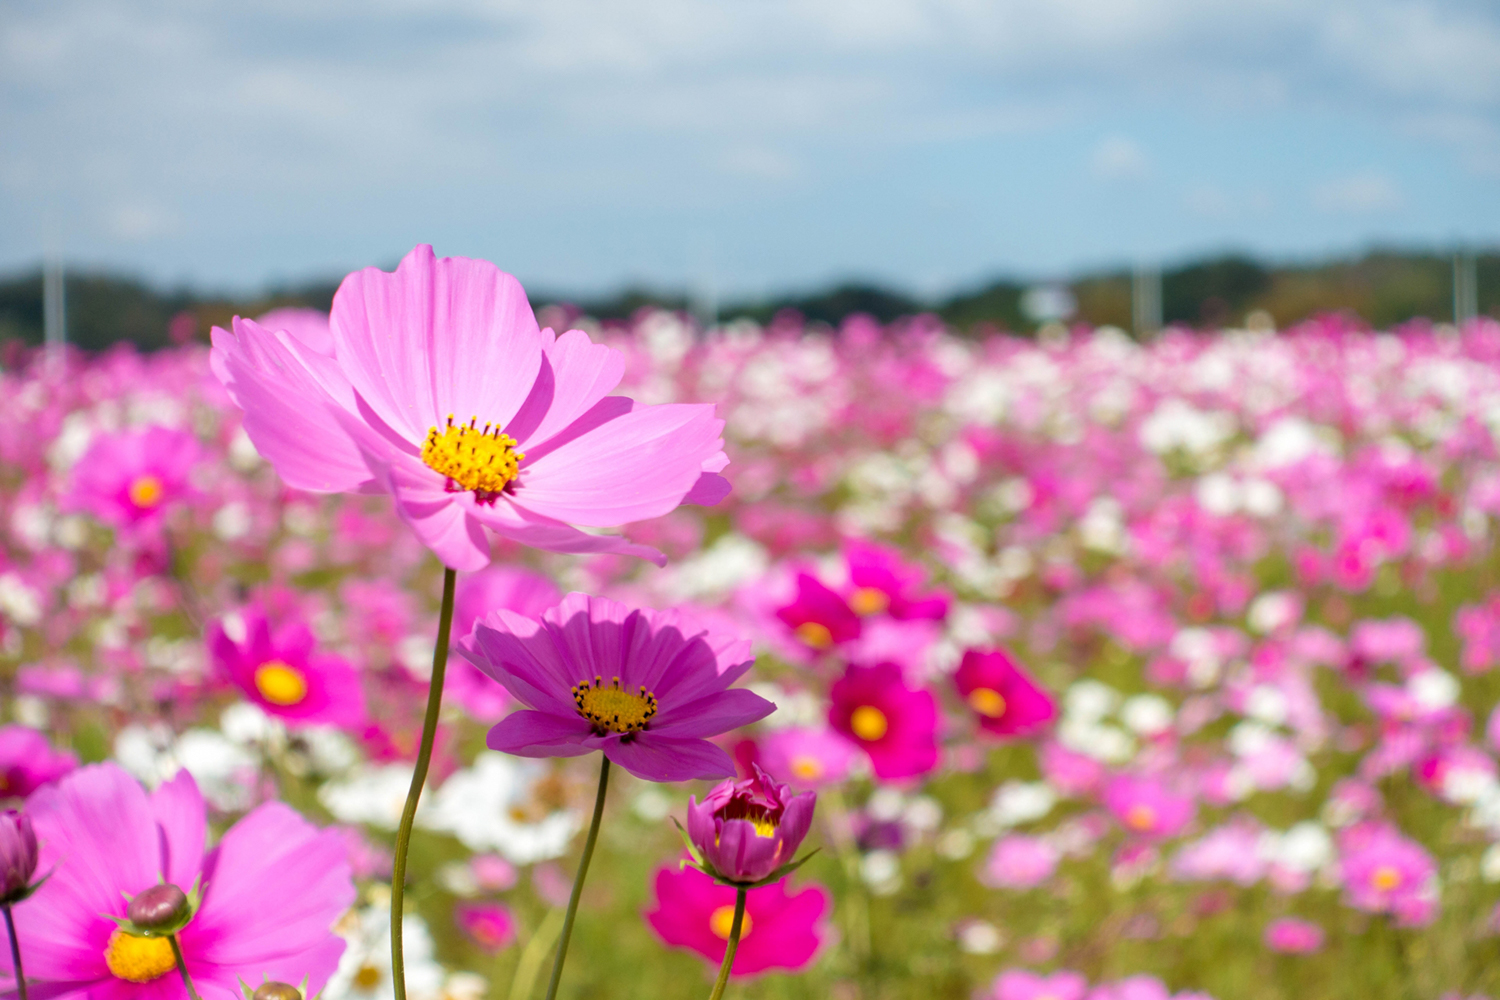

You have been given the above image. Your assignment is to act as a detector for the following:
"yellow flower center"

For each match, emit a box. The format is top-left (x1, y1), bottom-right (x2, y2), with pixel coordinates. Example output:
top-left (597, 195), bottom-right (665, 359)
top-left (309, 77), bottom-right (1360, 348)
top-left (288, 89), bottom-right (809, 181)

top-left (128, 475), bottom-right (164, 508)
top-left (421, 415), bottom-right (523, 504)
top-left (572, 676), bottom-right (658, 734)
top-left (793, 622), bottom-right (834, 649)
top-left (353, 965), bottom-right (382, 990)
top-left (967, 687), bottom-right (1008, 718)
top-left (850, 705), bottom-right (889, 741)
top-left (790, 755), bottom-right (824, 781)
top-left (254, 661), bottom-right (308, 706)
top-left (848, 586), bottom-right (890, 615)
top-left (104, 928), bottom-right (176, 983)
top-left (709, 905), bottom-right (752, 941)
top-left (1371, 865), bottom-right (1403, 891)
top-left (1124, 804), bottom-right (1158, 831)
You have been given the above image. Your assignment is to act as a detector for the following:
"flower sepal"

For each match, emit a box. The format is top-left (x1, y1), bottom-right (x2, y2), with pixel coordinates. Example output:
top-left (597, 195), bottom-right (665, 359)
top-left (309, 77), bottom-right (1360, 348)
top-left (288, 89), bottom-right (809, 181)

top-left (3, 867), bottom-right (52, 905)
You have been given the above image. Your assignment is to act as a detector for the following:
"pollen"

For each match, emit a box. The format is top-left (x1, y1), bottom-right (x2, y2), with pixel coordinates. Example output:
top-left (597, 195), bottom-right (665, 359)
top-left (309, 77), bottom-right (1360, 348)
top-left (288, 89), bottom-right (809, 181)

top-left (709, 905), bottom-right (752, 941)
top-left (421, 415), bottom-right (523, 505)
top-left (104, 928), bottom-right (176, 983)
top-left (794, 622), bottom-right (833, 649)
top-left (254, 660), bottom-right (308, 706)
top-left (850, 705), bottom-right (889, 742)
top-left (128, 475), bottom-right (165, 509)
top-left (848, 587), bottom-right (890, 616)
top-left (967, 687), bottom-right (1008, 718)
top-left (573, 676), bottom-right (658, 734)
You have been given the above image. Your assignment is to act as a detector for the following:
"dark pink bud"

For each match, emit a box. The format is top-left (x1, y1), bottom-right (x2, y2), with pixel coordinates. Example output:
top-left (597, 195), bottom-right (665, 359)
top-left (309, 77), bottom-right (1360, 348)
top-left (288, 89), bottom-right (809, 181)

top-left (686, 765), bottom-right (816, 884)
top-left (0, 811), bottom-right (37, 902)
top-left (128, 883), bottom-right (189, 930)
top-left (253, 983), bottom-right (303, 1000)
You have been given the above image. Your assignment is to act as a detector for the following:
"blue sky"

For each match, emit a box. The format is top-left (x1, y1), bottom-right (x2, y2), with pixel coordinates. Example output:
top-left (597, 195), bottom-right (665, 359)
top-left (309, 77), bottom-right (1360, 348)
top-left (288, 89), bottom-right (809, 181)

top-left (2, 0), bottom-right (1498, 298)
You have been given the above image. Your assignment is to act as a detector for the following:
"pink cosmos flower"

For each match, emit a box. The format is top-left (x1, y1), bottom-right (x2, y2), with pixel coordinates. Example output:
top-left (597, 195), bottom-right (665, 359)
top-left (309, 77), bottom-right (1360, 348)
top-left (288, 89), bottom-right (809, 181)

top-left (207, 603), bottom-right (366, 729)
top-left (841, 539), bottom-right (950, 620)
top-left (1263, 917), bottom-right (1323, 953)
top-left (1086, 975), bottom-right (1170, 1000)
top-left (454, 902), bottom-right (517, 952)
top-left (446, 566), bottom-right (562, 722)
top-left (828, 663), bottom-right (939, 781)
top-left (254, 308), bottom-right (333, 357)
top-left (64, 427), bottom-right (199, 531)
top-left (212, 245), bottom-right (729, 571)
top-left (953, 648), bottom-right (1056, 738)
top-left (776, 573), bottom-right (861, 652)
top-left (1102, 775), bottom-right (1195, 839)
top-left (644, 866), bottom-right (832, 978)
top-left (991, 969), bottom-right (1089, 1000)
top-left (757, 727), bottom-right (858, 790)
top-left (3, 763), bottom-right (353, 999)
top-left (459, 593), bottom-right (775, 782)
top-left (1338, 826), bottom-right (1438, 924)
top-left (0, 725), bottom-right (77, 798)
top-left (983, 835), bottom-right (1060, 890)
top-left (686, 766), bottom-right (816, 884)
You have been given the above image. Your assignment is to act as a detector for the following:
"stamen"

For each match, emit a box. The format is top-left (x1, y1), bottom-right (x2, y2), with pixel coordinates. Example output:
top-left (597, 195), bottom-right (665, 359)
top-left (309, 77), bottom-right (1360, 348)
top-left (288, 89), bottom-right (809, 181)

top-left (254, 660), bottom-right (308, 706)
top-left (572, 675), bottom-right (658, 734)
top-left (104, 928), bottom-right (176, 983)
top-left (850, 705), bottom-right (888, 741)
top-left (1124, 804), bottom-right (1158, 831)
top-left (421, 415), bottom-right (524, 506)
top-left (709, 905), bottom-right (752, 941)
top-left (848, 587), bottom-right (890, 615)
top-left (967, 687), bottom-right (1008, 718)
top-left (128, 475), bottom-right (164, 509)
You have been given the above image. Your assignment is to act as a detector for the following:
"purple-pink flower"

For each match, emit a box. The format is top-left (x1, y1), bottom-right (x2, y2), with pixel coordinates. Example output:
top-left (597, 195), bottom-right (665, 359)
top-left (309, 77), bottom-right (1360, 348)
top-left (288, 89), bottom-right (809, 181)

top-left (454, 901), bottom-right (517, 952)
top-left (212, 245), bottom-right (729, 570)
top-left (1263, 917), bottom-right (1324, 954)
top-left (991, 969), bottom-right (1089, 1000)
top-left (841, 539), bottom-right (950, 620)
top-left (686, 765), bottom-right (815, 884)
top-left (757, 727), bottom-right (858, 790)
top-left (1103, 775), bottom-right (1195, 839)
top-left (208, 604), bottom-right (366, 729)
top-left (2, 763), bottom-right (353, 1000)
top-left (0, 725), bottom-right (78, 797)
top-left (953, 648), bottom-right (1056, 738)
top-left (983, 834), bottom-right (1060, 890)
top-left (459, 593), bottom-right (774, 782)
top-left (1338, 825), bottom-right (1438, 924)
top-left (828, 662), bottom-right (939, 781)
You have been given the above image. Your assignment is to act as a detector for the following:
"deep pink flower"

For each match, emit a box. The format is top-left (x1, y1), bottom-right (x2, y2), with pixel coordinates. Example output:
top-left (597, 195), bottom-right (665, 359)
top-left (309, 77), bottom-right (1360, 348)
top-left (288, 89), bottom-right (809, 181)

top-left (757, 727), bottom-right (858, 790)
top-left (953, 648), bottom-right (1055, 738)
top-left (446, 566), bottom-right (562, 722)
top-left (1102, 775), bottom-right (1195, 839)
top-left (64, 427), bottom-right (199, 531)
top-left (212, 245), bottom-right (729, 570)
top-left (1263, 917), bottom-right (1324, 953)
top-left (775, 573), bottom-right (860, 651)
top-left (842, 539), bottom-right (949, 620)
top-left (459, 593), bottom-right (774, 782)
top-left (3, 763), bottom-right (353, 999)
top-left (686, 766), bottom-right (816, 884)
top-left (992, 969), bottom-right (1089, 1000)
top-left (0, 725), bottom-right (77, 797)
top-left (644, 866), bottom-right (831, 978)
top-left (984, 835), bottom-right (1060, 889)
top-left (207, 604), bottom-right (366, 729)
top-left (454, 902), bottom-right (517, 952)
top-left (828, 663), bottom-right (939, 781)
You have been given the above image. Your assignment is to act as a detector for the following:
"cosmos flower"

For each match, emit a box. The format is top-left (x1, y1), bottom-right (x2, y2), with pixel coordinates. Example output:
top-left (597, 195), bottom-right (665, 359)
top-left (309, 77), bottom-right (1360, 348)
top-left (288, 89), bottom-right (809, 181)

top-left (643, 866), bottom-right (832, 978)
top-left (64, 426), bottom-right (199, 531)
top-left (208, 603), bottom-right (366, 729)
top-left (459, 593), bottom-right (775, 782)
top-left (1262, 917), bottom-right (1324, 954)
top-left (953, 648), bottom-right (1056, 738)
top-left (211, 245), bottom-right (729, 571)
top-left (983, 834), bottom-right (1060, 890)
top-left (0, 725), bottom-right (78, 798)
top-left (757, 727), bottom-right (858, 790)
top-left (1103, 775), bottom-right (1196, 839)
top-left (1338, 826), bottom-right (1438, 923)
top-left (775, 573), bottom-right (861, 652)
top-left (841, 539), bottom-right (949, 620)
top-left (3, 763), bottom-right (353, 1000)
top-left (686, 766), bottom-right (816, 884)
top-left (453, 902), bottom-right (516, 953)
top-left (991, 969), bottom-right (1089, 1000)
top-left (827, 663), bottom-right (939, 781)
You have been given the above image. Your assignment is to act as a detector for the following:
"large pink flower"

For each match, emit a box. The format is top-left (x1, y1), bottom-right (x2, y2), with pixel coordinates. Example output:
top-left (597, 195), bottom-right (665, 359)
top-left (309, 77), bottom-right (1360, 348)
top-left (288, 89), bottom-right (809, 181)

top-left (212, 245), bottom-right (729, 570)
top-left (2, 763), bottom-right (353, 1000)
top-left (458, 593), bottom-right (775, 782)
top-left (643, 866), bottom-right (831, 978)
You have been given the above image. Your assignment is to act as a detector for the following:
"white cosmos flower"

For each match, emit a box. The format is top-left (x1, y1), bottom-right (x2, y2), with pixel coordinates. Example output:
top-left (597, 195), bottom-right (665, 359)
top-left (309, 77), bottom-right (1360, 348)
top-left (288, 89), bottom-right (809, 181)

top-left (325, 902), bottom-right (444, 1000)
top-left (422, 751), bottom-right (581, 863)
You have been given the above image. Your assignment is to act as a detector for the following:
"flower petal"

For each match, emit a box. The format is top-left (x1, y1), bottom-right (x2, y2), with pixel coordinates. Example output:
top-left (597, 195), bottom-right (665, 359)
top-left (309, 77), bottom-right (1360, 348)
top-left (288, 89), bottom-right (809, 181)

top-left (603, 734), bottom-right (736, 782)
top-left (485, 710), bottom-right (595, 758)
top-left (650, 687), bottom-right (775, 739)
top-left (507, 329), bottom-right (626, 450)
top-left (150, 769), bottom-right (206, 890)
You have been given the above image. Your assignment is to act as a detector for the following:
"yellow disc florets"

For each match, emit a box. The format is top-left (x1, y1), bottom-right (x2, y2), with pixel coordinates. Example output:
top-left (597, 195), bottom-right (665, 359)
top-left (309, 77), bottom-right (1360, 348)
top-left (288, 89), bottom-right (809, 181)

top-left (572, 675), bottom-right (658, 734)
top-left (421, 415), bottom-right (523, 505)
top-left (254, 660), bottom-right (308, 705)
top-left (104, 928), bottom-right (176, 983)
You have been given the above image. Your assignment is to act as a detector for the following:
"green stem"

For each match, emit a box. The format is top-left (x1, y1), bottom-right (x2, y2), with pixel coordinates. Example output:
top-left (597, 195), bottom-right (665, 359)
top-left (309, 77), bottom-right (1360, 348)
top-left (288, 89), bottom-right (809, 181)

top-left (706, 888), bottom-right (747, 1000)
top-left (390, 567), bottom-right (457, 1000)
top-left (543, 756), bottom-right (611, 1000)
top-left (508, 907), bottom-right (565, 1000)
top-left (3, 904), bottom-right (26, 1000)
top-left (168, 934), bottom-right (201, 1000)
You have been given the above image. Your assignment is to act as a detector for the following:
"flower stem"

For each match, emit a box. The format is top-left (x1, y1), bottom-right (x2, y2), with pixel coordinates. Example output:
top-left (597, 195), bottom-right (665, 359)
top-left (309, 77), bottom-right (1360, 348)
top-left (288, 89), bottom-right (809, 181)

top-left (3, 904), bottom-right (26, 1000)
top-left (391, 566), bottom-right (458, 1000)
top-left (507, 907), bottom-right (564, 1000)
top-left (706, 888), bottom-right (747, 1000)
top-left (167, 934), bottom-right (200, 1000)
top-left (543, 755), bottom-right (611, 1000)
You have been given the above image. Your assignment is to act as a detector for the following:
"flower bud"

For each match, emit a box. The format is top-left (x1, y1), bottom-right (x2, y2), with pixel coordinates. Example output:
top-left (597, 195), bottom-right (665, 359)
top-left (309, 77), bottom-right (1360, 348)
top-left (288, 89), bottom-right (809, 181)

top-left (0, 811), bottom-right (38, 903)
top-left (252, 983), bottom-right (303, 1000)
top-left (686, 765), bottom-right (816, 885)
top-left (127, 883), bottom-right (190, 932)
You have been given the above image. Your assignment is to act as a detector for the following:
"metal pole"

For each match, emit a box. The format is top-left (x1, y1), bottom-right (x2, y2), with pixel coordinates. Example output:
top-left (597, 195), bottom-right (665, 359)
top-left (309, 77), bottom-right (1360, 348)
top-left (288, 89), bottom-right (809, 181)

top-left (43, 253), bottom-right (66, 358)
top-left (1453, 249), bottom-right (1478, 326)
top-left (1132, 261), bottom-right (1161, 338)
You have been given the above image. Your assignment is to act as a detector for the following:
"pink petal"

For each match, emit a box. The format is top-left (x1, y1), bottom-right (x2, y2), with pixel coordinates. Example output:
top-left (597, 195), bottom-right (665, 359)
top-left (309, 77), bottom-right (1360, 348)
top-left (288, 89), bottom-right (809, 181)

top-left (485, 710), bottom-right (595, 757)
top-left (650, 687), bottom-right (775, 739)
top-left (150, 770), bottom-right (206, 890)
top-left (603, 734), bottom-right (736, 782)
top-left (507, 330), bottom-right (626, 450)
top-left (467, 503), bottom-right (667, 566)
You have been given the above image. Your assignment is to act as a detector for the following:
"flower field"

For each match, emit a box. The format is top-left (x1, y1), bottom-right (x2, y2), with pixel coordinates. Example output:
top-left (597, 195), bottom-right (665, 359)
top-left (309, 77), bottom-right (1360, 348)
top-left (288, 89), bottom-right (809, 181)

top-left (5, 267), bottom-right (1500, 1000)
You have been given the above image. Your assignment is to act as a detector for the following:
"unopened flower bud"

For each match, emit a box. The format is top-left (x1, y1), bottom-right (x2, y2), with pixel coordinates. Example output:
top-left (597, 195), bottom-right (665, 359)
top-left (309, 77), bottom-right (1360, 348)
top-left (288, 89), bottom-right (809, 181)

top-left (0, 811), bottom-right (38, 903)
top-left (127, 883), bottom-right (190, 931)
top-left (252, 982), bottom-right (303, 1000)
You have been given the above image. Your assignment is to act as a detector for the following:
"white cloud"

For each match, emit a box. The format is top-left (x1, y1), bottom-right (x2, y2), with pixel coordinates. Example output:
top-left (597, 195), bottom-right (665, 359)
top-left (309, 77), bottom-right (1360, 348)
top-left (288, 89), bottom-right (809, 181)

top-left (1091, 135), bottom-right (1151, 180)
top-left (1311, 171), bottom-right (1404, 213)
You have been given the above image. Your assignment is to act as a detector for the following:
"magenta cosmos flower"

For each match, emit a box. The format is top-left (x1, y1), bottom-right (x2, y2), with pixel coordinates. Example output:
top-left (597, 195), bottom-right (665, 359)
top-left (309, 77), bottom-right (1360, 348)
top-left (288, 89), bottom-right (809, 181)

top-left (64, 427), bottom-right (199, 531)
top-left (686, 766), bottom-right (815, 884)
top-left (208, 604), bottom-right (366, 729)
top-left (0, 725), bottom-right (77, 797)
top-left (757, 727), bottom-right (858, 790)
top-left (3, 763), bottom-right (353, 1000)
top-left (775, 573), bottom-right (861, 652)
top-left (1102, 775), bottom-right (1195, 839)
top-left (842, 539), bottom-right (949, 620)
top-left (459, 593), bottom-right (775, 782)
top-left (827, 662), bottom-right (939, 781)
top-left (644, 866), bottom-right (831, 978)
top-left (453, 902), bottom-right (516, 952)
top-left (953, 648), bottom-right (1055, 738)
top-left (1262, 917), bottom-right (1324, 954)
top-left (992, 969), bottom-right (1089, 1000)
top-left (212, 245), bottom-right (729, 571)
